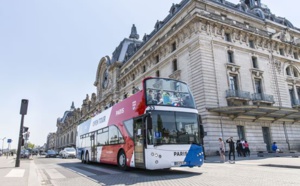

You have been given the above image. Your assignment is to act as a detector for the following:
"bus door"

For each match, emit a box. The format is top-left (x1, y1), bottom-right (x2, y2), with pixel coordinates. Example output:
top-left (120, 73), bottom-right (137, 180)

top-left (133, 116), bottom-right (146, 168)
top-left (90, 133), bottom-right (96, 162)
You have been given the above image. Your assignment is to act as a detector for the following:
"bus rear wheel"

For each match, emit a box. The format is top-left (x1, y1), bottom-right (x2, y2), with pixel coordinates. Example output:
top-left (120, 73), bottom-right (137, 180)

top-left (118, 150), bottom-right (128, 171)
top-left (81, 153), bottom-right (85, 163)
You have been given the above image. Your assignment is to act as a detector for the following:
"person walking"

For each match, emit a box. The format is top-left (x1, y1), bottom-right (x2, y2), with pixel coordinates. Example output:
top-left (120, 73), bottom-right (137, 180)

top-left (236, 140), bottom-right (242, 157)
top-left (226, 137), bottom-right (235, 163)
top-left (244, 141), bottom-right (250, 156)
top-left (218, 138), bottom-right (225, 163)
top-left (272, 142), bottom-right (278, 153)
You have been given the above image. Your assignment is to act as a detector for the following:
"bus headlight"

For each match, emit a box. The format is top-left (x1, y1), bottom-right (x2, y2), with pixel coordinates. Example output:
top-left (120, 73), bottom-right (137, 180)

top-left (159, 155), bottom-right (162, 158)
top-left (151, 152), bottom-right (154, 156)
top-left (155, 153), bottom-right (158, 157)
top-left (155, 160), bottom-right (158, 164)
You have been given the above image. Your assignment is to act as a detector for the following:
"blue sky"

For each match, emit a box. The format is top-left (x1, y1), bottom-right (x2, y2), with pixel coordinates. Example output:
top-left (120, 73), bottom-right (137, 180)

top-left (0, 0), bottom-right (299, 149)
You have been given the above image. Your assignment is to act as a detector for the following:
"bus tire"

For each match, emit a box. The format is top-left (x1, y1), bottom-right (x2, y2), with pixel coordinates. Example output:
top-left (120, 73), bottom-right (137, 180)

top-left (117, 150), bottom-right (128, 171)
top-left (81, 153), bottom-right (85, 163)
top-left (85, 152), bottom-right (89, 164)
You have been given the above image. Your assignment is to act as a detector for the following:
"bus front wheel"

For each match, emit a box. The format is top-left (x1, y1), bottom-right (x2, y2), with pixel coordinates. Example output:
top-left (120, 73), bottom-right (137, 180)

top-left (117, 150), bottom-right (128, 171)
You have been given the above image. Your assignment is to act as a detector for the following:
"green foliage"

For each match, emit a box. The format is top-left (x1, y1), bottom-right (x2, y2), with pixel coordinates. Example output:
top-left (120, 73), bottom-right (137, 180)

top-left (27, 142), bottom-right (35, 149)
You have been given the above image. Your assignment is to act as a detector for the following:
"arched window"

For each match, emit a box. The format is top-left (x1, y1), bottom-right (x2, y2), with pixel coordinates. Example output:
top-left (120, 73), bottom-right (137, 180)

top-left (286, 65), bottom-right (299, 77)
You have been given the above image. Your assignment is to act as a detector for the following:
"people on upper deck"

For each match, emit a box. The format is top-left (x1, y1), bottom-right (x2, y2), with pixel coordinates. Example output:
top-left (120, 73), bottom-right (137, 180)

top-left (183, 95), bottom-right (193, 107)
top-left (147, 89), bottom-right (154, 104)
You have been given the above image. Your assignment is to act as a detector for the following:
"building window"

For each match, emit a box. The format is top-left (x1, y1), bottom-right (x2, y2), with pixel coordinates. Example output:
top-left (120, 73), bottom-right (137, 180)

top-left (255, 79), bottom-right (262, 93)
top-left (252, 56), bottom-right (258, 68)
top-left (132, 74), bottom-right (135, 81)
top-left (289, 86), bottom-right (295, 106)
top-left (286, 66), bottom-right (299, 77)
top-left (143, 65), bottom-right (146, 73)
top-left (171, 42), bottom-right (176, 52)
top-left (172, 59), bottom-right (178, 72)
top-left (249, 40), bottom-right (255, 48)
top-left (227, 51), bottom-right (234, 63)
top-left (155, 55), bottom-right (160, 63)
top-left (294, 52), bottom-right (299, 60)
top-left (225, 33), bottom-right (231, 42)
top-left (237, 126), bottom-right (245, 140)
top-left (279, 48), bottom-right (284, 56)
top-left (156, 70), bottom-right (160, 77)
top-left (229, 74), bottom-right (238, 90)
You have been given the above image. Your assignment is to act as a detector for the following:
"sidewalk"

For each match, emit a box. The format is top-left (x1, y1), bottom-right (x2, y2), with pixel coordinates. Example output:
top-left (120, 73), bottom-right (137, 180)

top-left (204, 154), bottom-right (300, 168)
top-left (0, 155), bottom-right (40, 186)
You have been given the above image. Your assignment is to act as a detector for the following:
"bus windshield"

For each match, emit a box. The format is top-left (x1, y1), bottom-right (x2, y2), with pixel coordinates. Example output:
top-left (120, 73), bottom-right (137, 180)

top-left (149, 111), bottom-right (200, 145)
top-left (144, 78), bottom-right (196, 108)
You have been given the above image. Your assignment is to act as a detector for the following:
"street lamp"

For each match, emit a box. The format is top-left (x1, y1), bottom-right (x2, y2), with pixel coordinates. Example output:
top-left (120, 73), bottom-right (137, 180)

top-left (1, 137), bottom-right (6, 154)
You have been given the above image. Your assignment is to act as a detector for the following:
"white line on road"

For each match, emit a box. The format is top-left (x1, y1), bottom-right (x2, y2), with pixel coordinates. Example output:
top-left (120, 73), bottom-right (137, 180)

top-left (5, 169), bottom-right (25, 177)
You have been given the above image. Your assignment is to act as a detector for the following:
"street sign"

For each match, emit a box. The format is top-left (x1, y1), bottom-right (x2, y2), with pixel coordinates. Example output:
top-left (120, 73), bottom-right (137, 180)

top-left (7, 139), bottom-right (12, 143)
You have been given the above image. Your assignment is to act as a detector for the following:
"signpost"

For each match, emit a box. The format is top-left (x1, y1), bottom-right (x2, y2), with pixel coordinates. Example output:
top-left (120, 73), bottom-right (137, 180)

top-left (16, 99), bottom-right (29, 167)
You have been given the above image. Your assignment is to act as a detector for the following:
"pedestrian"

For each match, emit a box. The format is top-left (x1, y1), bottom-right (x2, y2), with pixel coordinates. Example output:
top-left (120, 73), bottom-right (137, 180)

top-left (236, 140), bottom-right (242, 157)
top-left (272, 142), bottom-right (278, 153)
top-left (226, 137), bottom-right (235, 163)
top-left (218, 138), bottom-right (225, 163)
top-left (241, 139), bottom-right (246, 157)
top-left (244, 141), bottom-right (250, 156)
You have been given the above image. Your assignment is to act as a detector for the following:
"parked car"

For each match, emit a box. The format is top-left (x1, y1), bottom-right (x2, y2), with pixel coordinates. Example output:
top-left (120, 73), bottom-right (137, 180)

top-left (20, 149), bottom-right (30, 159)
top-left (45, 150), bottom-right (57, 158)
top-left (61, 147), bottom-right (76, 159)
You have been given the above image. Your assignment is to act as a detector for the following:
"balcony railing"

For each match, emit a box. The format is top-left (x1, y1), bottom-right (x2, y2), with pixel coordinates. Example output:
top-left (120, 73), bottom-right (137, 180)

top-left (252, 93), bottom-right (274, 103)
top-left (226, 89), bottom-right (251, 100)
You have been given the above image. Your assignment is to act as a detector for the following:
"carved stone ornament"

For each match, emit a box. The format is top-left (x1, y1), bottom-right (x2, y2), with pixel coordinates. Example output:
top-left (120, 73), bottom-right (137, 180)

top-left (274, 60), bottom-right (282, 73)
top-left (226, 63), bottom-right (240, 73)
top-left (272, 29), bottom-right (294, 43)
top-left (251, 69), bottom-right (264, 77)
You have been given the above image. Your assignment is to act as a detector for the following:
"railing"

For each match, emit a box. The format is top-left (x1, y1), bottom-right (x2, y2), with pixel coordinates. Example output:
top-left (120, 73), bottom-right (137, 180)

top-left (226, 90), bottom-right (251, 99)
top-left (252, 93), bottom-right (274, 103)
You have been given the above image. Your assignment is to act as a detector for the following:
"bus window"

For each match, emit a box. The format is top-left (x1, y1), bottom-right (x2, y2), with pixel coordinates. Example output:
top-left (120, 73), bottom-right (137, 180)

top-left (123, 119), bottom-right (133, 138)
top-left (109, 126), bottom-right (124, 144)
top-left (97, 129), bottom-right (108, 145)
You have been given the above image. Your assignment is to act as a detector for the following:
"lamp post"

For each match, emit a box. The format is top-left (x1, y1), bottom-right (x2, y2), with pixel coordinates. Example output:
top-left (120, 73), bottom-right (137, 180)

top-left (1, 137), bottom-right (6, 154)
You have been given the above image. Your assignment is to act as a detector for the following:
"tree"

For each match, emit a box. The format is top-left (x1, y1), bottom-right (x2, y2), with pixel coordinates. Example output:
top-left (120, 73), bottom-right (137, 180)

top-left (27, 142), bottom-right (35, 149)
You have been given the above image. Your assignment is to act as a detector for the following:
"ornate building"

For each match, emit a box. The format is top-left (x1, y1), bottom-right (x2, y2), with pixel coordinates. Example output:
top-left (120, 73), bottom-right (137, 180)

top-left (46, 132), bottom-right (56, 151)
top-left (56, 0), bottom-right (300, 155)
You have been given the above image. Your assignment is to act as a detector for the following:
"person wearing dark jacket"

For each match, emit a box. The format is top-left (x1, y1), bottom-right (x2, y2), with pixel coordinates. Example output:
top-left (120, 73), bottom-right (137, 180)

top-left (226, 137), bottom-right (235, 163)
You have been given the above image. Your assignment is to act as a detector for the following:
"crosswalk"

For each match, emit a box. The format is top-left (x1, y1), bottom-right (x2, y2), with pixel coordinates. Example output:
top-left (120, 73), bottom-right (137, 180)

top-left (4, 164), bottom-right (122, 179)
top-left (5, 169), bottom-right (25, 177)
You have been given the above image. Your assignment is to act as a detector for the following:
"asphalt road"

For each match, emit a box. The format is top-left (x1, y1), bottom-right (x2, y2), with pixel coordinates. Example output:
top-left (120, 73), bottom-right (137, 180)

top-left (31, 155), bottom-right (300, 186)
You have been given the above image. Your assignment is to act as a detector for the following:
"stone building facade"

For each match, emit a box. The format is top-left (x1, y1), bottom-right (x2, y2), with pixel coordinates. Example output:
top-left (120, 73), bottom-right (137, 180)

top-left (46, 132), bottom-right (56, 151)
top-left (55, 0), bottom-right (300, 155)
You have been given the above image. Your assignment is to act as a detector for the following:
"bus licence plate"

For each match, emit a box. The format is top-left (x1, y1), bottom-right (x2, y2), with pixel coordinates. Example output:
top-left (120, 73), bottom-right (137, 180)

top-left (173, 161), bottom-right (185, 166)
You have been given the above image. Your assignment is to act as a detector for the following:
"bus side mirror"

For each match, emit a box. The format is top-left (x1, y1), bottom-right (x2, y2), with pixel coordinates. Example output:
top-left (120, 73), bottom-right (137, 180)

top-left (198, 115), bottom-right (204, 138)
top-left (200, 124), bottom-right (205, 138)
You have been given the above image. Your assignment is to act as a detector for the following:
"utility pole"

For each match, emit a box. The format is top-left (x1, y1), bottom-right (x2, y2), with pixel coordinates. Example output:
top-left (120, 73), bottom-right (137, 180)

top-left (16, 99), bottom-right (28, 167)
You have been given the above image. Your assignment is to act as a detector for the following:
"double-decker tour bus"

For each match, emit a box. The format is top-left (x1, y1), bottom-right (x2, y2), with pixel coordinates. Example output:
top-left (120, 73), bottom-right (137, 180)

top-left (76, 77), bottom-right (205, 170)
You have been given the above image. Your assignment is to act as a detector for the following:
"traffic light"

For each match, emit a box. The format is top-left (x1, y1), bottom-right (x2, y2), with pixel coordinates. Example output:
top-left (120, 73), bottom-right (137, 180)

top-left (21, 138), bottom-right (24, 146)
top-left (23, 126), bottom-right (29, 133)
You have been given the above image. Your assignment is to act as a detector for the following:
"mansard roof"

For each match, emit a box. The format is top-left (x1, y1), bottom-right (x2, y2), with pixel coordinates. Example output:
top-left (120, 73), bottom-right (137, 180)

top-left (57, 102), bottom-right (75, 124)
top-left (109, 0), bottom-right (298, 65)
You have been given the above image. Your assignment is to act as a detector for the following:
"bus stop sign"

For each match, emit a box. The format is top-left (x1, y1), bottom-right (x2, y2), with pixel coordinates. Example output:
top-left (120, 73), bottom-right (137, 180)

top-left (7, 139), bottom-right (12, 143)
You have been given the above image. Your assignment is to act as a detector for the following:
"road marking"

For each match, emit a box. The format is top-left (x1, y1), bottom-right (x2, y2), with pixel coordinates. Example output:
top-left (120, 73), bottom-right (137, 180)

top-left (45, 168), bottom-right (65, 179)
top-left (5, 169), bottom-right (25, 177)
